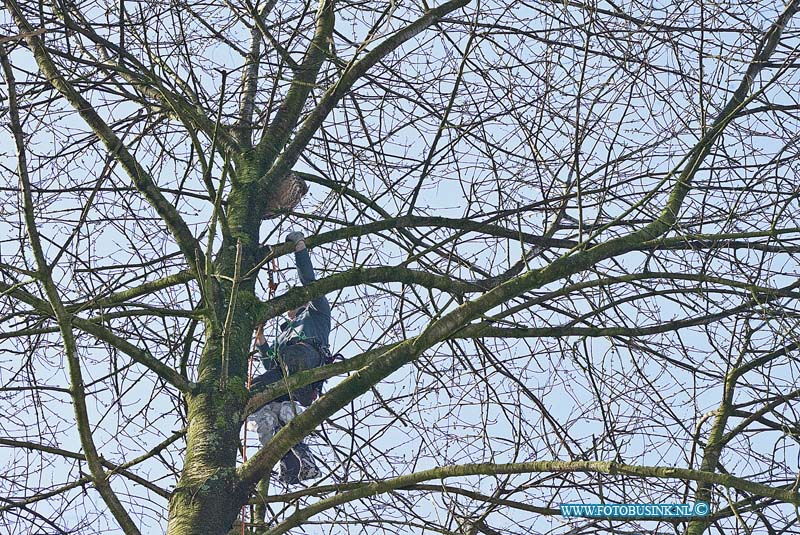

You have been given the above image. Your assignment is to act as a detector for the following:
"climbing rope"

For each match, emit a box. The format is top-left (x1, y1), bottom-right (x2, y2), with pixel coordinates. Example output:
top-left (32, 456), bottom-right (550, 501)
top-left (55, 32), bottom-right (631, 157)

top-left (241, 256), bottom-right (279, 535)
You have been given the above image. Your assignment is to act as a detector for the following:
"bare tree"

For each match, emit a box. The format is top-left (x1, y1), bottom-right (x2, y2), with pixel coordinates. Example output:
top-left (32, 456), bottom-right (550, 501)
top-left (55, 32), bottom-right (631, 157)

top-left (2, 0), bottom-right (800, 534)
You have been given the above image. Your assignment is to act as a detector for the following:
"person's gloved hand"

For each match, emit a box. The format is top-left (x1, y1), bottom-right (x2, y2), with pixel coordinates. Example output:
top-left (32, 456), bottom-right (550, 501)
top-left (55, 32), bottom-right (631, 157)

top-left (285, 231), bottom-right (305, 251)
top-left (285, 231), bottom-right (304, 243)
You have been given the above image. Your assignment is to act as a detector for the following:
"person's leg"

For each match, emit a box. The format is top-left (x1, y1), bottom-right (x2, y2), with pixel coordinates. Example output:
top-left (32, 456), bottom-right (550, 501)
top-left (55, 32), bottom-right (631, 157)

top-left (249, 345), bottom-right (325, 484)
top-left (272, 400), bottom-right (321, 484)
top-left (245, 402), bottom-right (308, 484)
top-left (278, 444), bottom-right (321, 484)
top-left (246, 403), bottom-right (282, 446)
top-left (291, 442), bottom-right (321, 480)
top-left (276, 400), bottom-right (303, 423)
top-left (278, 448), bottom-right (302, 485)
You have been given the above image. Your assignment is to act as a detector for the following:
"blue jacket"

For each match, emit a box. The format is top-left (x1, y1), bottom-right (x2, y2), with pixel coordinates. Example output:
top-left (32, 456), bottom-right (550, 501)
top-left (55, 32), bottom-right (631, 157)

top-left (258, 248), bottom-right (331, 362)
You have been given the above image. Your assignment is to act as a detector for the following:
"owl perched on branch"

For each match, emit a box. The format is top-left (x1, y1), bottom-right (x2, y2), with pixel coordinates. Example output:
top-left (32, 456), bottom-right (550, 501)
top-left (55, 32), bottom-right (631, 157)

top-left (261, 172), bottom-right (309, 220)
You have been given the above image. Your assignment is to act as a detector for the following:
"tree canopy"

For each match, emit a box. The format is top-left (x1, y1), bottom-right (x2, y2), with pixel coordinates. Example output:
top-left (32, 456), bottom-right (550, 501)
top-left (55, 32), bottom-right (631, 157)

top-left (2, 0), bottom-right (800, 534)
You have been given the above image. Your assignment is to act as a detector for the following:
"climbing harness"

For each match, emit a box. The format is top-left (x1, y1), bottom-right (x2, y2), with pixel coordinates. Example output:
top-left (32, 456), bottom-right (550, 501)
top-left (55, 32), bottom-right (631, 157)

top-left (297, 338), bottom-right (343, 399)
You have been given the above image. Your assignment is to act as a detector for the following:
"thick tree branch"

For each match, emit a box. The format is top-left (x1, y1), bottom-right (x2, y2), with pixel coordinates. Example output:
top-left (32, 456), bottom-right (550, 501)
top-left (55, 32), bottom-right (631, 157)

top-left (255, 0), bottom-right (335, 165)
top-left (0, 279), bottom-right (195, 393)
top-left (236, 0), bottom-right (277, 147)
top-left (237, 13), bottom-right (793, 479)
top-left (6, 0), bottom-right (204, 273)
top-left (69, 270), bottom-right (196, 312)
top-left (0, 431), bottom-right (185, 501)
top-left (264, 460), bottom-right (799, 535)
top-left (255, 265), bottom-right (484, 321)
top-left (256, 0), bottom-right (472, 189)
top-left (73, 318), bottom-right (196, 393)
top-left (2, 46), bottom-right (142, 535)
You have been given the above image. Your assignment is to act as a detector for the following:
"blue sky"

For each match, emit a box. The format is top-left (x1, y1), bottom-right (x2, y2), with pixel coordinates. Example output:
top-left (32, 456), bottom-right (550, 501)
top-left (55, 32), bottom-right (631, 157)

top-left (2, 1), bottom-right (800, 533)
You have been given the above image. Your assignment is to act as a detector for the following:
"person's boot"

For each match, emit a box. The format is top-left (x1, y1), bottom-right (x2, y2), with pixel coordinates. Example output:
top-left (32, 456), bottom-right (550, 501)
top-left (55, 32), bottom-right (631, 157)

top-left (279, 442), bottom-right (320, 484)
top-left (279, 449), bottom-right (302, 485)
top-left (293, 441), bottom-right (321, 480)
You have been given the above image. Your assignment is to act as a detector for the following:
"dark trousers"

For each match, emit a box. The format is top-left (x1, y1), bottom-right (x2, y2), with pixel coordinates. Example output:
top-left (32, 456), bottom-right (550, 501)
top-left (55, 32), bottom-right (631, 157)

top-left (251, 343), bottom-right (325, 407)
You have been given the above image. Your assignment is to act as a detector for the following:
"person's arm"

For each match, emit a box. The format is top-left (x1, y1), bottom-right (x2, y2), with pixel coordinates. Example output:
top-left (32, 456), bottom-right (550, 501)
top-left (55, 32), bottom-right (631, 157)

top-left (254, 324), bottom-right (273, 362)
top-left (294, 247), bottom-right (316, 285)
top-left (294, 243), bottom-right (331, 318)
top-left (286, 232), bottom-right (331, 339)
top-left (255, 323), bottom-right (266, 346)
top-left (286, 232), bottom-right (319, 286)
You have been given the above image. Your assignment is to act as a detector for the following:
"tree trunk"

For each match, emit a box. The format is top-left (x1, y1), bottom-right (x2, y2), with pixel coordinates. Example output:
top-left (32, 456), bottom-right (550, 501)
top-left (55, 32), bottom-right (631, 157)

top-left (166, 345), bottom-right (250, 534)
top-left (166, 200), bottom-right (262, 533)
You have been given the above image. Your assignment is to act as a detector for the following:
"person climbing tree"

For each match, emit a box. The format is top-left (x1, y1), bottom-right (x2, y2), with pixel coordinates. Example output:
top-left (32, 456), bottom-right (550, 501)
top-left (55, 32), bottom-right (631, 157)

top-left (248, 230), bottom-right (332, 485)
